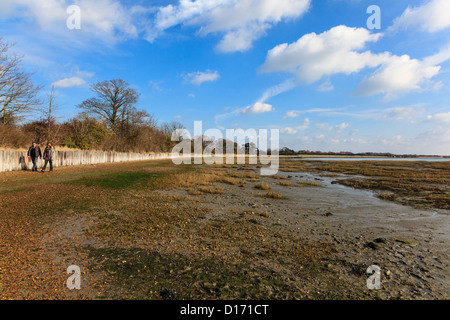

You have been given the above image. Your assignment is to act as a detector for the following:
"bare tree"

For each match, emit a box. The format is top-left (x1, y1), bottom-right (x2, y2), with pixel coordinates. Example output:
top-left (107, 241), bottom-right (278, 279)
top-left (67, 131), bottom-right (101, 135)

top-left (78, 79), bottom-right (140, 132)
top-left (161, 120), bottom-right (186, 141)
top-left (0, 38), bottom-right (41, 125)
top-left (41, 85), bottom-right (62, 143)
top-left (161, 121), bottom-right (185, 135)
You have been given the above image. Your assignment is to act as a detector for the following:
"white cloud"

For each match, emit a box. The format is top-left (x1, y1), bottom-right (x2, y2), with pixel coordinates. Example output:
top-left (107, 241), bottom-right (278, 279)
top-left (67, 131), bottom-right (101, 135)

top-left (354, 54), bottom-right (441, 100)
top-left (317, 123), bottom-right (333, 131)
top-left (317, 122), bottom-right (349, 133)
top-left (423, 44), bottom-right (450, 66)
top-left (259, 25), bottom-right (450, 100)
top-left (0, 0), bottom-right (150, 43)
top-left (335, 122), bottom-right (350, 132)
top-left (152, 0), bottom-right (311, 52)
top-left (426, 112), bottom-right (450, 124)
top-left (259, 25), bottom-right (386, 83)
top-left (381, 106), bottom-right (426, 122)
top-left (52, 76), bottom-right (86, 88)
top-left (241, 102), bottom-right (274, 115)
top-left (390, 0), bottom-right (450, 33)
top-left (184, 70), bottom-right (220, 85)
top-left (281, 127), bottom-right (299, 135)
top-left (148, 81), bottom-right (163, 91)
top-left (258, 78), bottom-right (297, 103)
top-left (280, 118), bottom-right (310, 135)
top-left (282, 111), bottom-right (300, 119)
top-left (317, 80), bottom-right (334, 92)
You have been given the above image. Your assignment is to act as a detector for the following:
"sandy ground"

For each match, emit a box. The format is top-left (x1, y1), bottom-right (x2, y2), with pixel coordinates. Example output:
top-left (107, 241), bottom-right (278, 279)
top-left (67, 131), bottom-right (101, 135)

top-left (163, 167), bottom-right (449, 299)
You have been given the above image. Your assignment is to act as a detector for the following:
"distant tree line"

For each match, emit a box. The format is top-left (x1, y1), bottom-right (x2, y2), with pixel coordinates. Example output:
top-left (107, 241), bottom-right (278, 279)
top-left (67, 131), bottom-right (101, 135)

top-left (0, 38), bottom-right (184, 153)
top-left (280, 148), bottom-right (447, 158)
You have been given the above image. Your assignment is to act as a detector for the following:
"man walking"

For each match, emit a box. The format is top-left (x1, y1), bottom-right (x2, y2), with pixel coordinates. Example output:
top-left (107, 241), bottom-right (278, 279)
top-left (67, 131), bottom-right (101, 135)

top-left (41, 143), bottom-right (55, 173)
top-left (27, 142), bottom-right (42, 172)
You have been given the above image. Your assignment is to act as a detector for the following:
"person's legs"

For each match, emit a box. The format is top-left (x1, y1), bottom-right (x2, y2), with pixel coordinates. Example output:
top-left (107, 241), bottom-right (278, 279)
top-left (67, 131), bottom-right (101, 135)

top-left (49, 160), bottom-right (53, 172)
top-left (42, 160), bottom-right (48, 172)
top-left (32, 157), bottom-right (37, 171)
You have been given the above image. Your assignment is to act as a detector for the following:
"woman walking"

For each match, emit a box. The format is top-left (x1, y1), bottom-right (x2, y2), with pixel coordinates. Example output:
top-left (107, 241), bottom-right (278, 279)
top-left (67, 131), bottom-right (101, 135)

top-left (41, 143), bottom-right (55, 173)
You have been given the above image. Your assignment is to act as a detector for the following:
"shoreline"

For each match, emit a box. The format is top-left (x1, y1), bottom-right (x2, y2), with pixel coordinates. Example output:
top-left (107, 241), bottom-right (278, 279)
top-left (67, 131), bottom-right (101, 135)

top-left (160, 165), bottom-right (449, 299)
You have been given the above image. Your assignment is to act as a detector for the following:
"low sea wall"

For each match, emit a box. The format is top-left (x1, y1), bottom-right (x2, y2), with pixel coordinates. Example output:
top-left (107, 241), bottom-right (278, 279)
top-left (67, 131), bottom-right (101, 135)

top-left (0, 150), bottom-right (172, 173)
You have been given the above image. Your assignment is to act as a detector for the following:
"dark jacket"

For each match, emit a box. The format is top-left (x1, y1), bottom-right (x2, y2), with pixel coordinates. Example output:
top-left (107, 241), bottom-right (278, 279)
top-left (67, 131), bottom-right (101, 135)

top-left (27, 146), bottom-right (42, 158)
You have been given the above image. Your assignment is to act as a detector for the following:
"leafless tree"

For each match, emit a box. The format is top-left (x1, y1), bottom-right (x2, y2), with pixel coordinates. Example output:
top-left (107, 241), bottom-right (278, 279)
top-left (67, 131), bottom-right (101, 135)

top-left (0, 38), bottom-right (41, 125)
top-left (78, 79), bottom-right (140, 132)
top-left (41, 84), bottom-right (62, 142)
top-left (160, 120), bottom-right (186, 142)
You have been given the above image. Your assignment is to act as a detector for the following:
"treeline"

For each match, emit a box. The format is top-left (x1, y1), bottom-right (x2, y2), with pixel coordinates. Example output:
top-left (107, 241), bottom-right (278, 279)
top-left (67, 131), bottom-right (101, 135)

top-left (0, 38), bottom-right (183, 153)
top-left (280, 148), bottom-right (446, 158)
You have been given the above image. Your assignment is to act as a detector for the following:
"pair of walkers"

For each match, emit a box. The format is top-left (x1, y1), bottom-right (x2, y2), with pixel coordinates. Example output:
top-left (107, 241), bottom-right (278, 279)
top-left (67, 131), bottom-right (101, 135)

top-left (27, 142), bottom-right (55, 172)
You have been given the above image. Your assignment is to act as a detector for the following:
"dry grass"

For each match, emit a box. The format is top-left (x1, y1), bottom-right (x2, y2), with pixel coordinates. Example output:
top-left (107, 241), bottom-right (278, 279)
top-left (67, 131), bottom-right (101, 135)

top-left (271, 175), bottom-right (289, 180)
top-left (275, 181), bottom-right (294, 187)
top-left (225, 170), bottom-right (260, 180)
top-left (319, 173), bottom-right (341, 178)
top-left (254, 183), bottom-right (272, 190)
top-left (197, 186), bottom-right (225, 195)
top-left (297, 180), bottom-right (321, 187)
top-left (165, 172), bottom-right (217, 189)
top-left (216, 176), bottom-right (246, 186)
top-left (378, 192), bottom-right (395, 200)
top-left (258, 191), bottom-right (283, 199)
top-left (188, 189), bottom-right (204, 196)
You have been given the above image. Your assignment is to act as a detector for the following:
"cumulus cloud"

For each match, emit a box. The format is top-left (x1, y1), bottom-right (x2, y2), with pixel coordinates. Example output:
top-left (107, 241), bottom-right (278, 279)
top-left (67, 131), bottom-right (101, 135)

top-left (52, 76), bottom-right (86, 88)
top-left (0, 0), bottom-right (151, 43)
top-left (152, 0), bottom-right (311, 52)
top-left (355, 56), bottom-right (440, 98)
top-left (260, 25), bottom-right (450, 100)
top-left (259, 25), bottom-right (386, 83)
top-left (335, 122), bottom-right (350, 132)
top-left (354, 54), bottom-right (441, 100)
top-left (390, 0), bottom-right (450, 33)
top-left (282, 111), bottom-right (300, 119)
top-left (280, 118), bottom-right (310, 135)
top-left (241, 102), bottom-right (274, 115)
top-left (184, 70), bottom-right (220, 85)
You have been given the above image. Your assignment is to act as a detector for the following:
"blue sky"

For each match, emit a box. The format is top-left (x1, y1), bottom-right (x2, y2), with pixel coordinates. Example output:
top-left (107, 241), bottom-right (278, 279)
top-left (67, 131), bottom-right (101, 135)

top-left (1, 0), bottom-right (449, 155)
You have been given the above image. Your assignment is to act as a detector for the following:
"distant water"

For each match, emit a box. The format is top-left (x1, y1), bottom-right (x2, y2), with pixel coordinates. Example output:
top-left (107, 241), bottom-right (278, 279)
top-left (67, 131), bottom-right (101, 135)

top-left (294, 157), bottom-right (450, 162)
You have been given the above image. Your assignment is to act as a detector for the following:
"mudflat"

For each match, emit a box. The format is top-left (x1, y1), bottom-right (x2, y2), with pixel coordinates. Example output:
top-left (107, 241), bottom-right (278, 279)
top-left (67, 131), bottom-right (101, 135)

top-left (0, 159), bottom-right (448, 299)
